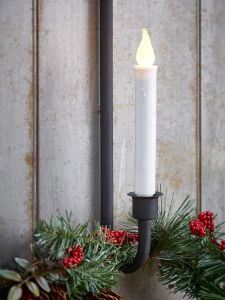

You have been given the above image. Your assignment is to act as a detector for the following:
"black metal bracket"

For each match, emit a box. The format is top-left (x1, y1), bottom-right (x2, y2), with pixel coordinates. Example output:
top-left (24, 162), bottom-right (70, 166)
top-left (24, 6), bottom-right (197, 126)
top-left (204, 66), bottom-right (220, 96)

top-left (98, 0), bottom-right (162, 274)
top-left (122, 192), bottom-right (162, 273)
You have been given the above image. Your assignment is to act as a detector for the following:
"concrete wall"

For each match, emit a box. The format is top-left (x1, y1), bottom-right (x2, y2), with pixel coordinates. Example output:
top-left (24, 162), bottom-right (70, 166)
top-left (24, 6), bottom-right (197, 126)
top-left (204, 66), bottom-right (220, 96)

top-left (1, 0), bottom-right (225, 299)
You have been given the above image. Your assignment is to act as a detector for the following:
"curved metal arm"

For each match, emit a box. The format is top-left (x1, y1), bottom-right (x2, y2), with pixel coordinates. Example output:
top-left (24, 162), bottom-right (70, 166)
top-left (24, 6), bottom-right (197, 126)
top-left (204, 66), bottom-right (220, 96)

top-left (122, 220), bottom-right (152, 273)
top-left (122, 192), bottom-right (162, 273)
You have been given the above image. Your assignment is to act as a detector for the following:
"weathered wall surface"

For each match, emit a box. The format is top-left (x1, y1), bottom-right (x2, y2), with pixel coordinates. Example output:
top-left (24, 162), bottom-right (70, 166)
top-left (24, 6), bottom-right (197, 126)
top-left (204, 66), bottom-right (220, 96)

top-left (38, 0), bottom-right (99, 224)
top-left (0, 1), bottom-right (224, 299)
top-left (201, 0), bottom-right (225, 224)
top-left (0, 0), bottom-right (34, 262)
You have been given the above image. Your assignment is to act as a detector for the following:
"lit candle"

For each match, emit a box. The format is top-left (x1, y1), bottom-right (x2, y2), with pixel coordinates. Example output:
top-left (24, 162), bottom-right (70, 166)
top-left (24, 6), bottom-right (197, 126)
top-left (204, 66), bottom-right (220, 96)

top-left (134, 28), bottom-right (157, 196)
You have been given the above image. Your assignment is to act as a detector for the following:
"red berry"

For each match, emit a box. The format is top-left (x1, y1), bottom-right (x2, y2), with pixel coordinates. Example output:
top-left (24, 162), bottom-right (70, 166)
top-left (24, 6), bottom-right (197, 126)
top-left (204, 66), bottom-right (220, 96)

top-left (206, 211), bottom-right (214, 217)
top-left (127, 233), bottom-right (139, 242)
top-left (71, 259), bottom-right (76, 264)
top-left (209, 225), bottom-right (215, 233)
top-left (189, 219), bottom-right (206, 237)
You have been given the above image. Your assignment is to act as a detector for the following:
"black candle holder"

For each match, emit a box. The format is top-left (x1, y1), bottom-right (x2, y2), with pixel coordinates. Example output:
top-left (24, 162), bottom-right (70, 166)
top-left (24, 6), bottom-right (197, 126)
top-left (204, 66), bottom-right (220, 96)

top-left (122, 191), bottom-right (163, 273)
top-left (99, 0), bottom-right (163, 274)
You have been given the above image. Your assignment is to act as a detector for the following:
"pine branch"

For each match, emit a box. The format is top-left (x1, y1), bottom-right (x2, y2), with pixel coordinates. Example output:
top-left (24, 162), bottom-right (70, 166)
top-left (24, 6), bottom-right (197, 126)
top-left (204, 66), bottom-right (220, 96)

top-left (151, 196), bottom-right (225, 299)
top-left (34, 212), bottom-right (89, 260)
top-left (151, 195), bottom-right (195, 256)
top-left (200, 280), bottom-right (225, 300)
top-left (66, 263), bottom-right (121, 300)
top-left (153, 197), bottom-right (206, 298)
top-left (33, 213), bottom-right (136, 299)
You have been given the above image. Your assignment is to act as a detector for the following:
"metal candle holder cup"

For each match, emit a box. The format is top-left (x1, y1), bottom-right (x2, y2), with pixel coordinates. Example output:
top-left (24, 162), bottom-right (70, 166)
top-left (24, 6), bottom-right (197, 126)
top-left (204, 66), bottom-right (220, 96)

top-left (122, 192), bottom-right (163, 274)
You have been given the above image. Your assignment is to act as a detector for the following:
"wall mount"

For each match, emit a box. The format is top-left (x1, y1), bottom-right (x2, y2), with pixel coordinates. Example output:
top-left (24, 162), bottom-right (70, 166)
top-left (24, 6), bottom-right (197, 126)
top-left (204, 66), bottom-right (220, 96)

top-left (99, 0), bottom-right (162, 273)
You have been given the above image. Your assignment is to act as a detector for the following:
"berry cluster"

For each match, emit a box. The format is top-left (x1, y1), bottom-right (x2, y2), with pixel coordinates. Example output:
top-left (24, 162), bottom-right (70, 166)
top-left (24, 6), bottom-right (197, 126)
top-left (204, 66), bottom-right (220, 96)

top-left (101, 227), bottom-right (139, 245)
top-left (198, 211), bottom-right (215, 232)
top-left (63, 245), bottom-right (84, 269)
top-left (189, 211), bottom-right (214, 237)
top-left (189, 210), bottom-right (225, 252)
top-left (189, 219), bottom-right (207, 237)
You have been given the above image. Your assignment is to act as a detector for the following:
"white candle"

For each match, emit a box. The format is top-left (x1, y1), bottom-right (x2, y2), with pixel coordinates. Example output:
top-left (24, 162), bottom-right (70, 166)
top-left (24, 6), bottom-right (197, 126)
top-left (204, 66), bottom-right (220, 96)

top-left (134, 28), bottom-right (157, 196)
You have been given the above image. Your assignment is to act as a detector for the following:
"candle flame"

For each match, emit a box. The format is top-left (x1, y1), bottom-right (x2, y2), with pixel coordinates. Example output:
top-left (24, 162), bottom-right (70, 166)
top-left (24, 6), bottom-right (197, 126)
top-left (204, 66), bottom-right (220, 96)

top-left (136, 28), bottom-right (155, 66)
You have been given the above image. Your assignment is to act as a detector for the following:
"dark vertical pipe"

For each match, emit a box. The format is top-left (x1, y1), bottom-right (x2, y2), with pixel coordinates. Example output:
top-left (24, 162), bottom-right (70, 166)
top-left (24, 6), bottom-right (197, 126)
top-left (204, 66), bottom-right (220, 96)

top-left (100, 0), bottom-right (113, 227)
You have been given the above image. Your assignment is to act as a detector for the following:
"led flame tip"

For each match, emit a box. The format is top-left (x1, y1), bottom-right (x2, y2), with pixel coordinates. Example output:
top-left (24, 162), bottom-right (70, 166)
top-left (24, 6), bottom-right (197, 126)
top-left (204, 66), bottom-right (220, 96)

top-left (136, 28), bottom-right (155, 66)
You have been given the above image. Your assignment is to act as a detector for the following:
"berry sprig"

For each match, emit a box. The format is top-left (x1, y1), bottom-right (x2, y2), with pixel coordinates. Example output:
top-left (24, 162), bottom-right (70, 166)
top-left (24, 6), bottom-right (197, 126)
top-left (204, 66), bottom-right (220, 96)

top-left (101, 227), bottom-right (139, 245)
top-left (63, 245), bottom-right (84, 269)
top-left (198, 211), bottom-right (215, 233)
top-left (189, 210), bottom-right (225, 252)
top-left (189, 211), bottom-right (215, 237)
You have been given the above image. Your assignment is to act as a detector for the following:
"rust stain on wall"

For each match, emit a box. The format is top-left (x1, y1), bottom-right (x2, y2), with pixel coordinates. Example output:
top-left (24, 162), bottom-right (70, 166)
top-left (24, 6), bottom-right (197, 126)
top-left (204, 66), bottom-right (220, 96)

top-left (25, 152), bottom-right (34, 169)
top-left (24, 152), bottom-right (34, 226)
top-left (38, 0), bottom-right (44, 35)
top-left (169, 171), bottom-right (182, 190)
top-left (25, 79), bottom-right (34, 227)
top-left (27, 83), bottom-right (34, 140)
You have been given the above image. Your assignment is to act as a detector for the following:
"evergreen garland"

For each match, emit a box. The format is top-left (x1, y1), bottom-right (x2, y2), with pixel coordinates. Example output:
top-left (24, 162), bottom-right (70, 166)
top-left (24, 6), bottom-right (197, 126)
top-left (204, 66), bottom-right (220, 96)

top-left (34, 213), bottom-right (137, 298)
top-left (150, 197), bottom-right (225, 299)
top-left (0, 213), bottom-right (137, 300)
top-left (1, 199), bottom-right (225, 299)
